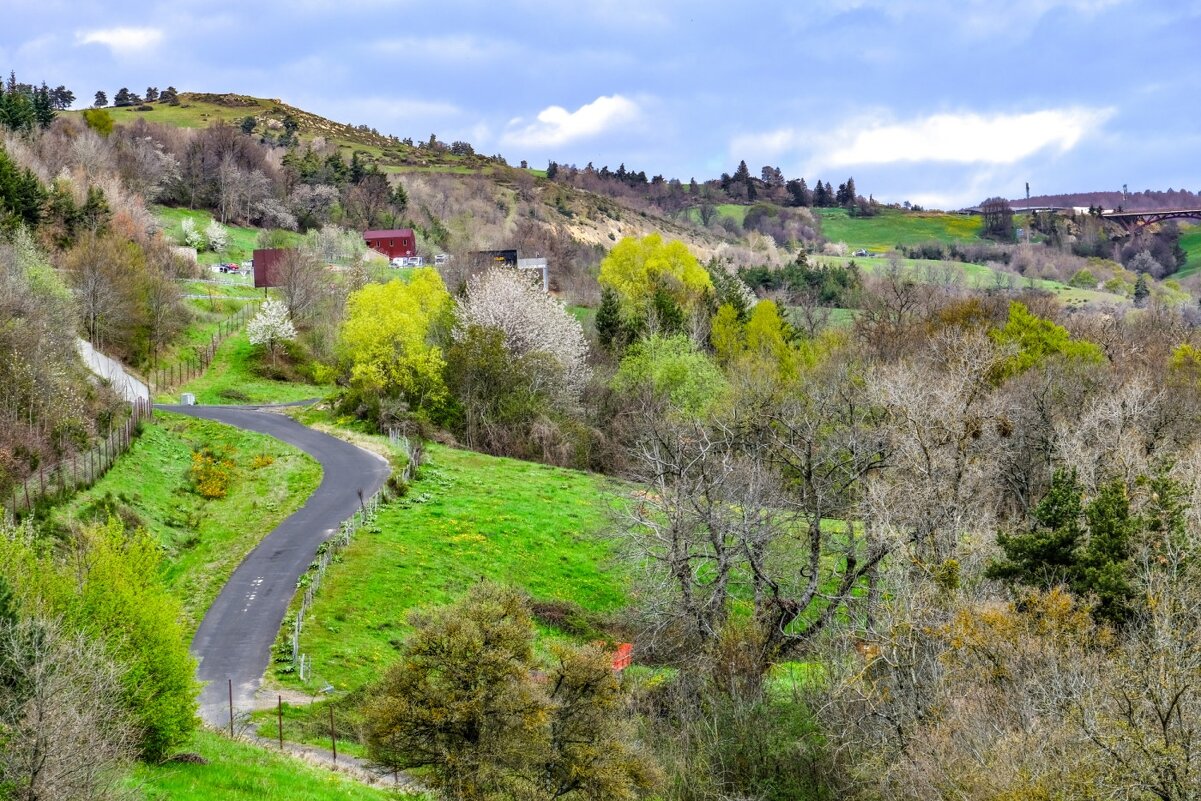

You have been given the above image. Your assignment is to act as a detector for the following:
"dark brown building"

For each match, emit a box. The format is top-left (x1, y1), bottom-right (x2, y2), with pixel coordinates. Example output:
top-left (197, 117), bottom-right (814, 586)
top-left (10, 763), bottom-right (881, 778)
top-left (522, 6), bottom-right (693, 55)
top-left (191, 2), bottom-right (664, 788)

top-left (253, 248), bottom-right (295, 288)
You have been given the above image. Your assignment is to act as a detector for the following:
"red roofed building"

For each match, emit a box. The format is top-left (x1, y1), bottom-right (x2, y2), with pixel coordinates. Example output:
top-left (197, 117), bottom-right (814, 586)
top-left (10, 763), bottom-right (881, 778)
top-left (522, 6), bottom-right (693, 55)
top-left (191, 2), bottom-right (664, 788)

top-left (363, 229), bottom-right (416, 259)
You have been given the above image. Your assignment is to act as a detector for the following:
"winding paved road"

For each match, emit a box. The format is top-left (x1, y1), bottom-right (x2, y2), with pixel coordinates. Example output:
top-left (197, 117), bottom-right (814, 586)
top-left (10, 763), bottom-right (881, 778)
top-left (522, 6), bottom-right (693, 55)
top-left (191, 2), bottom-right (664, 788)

top-left (157, 403), bottom-right (390, 726)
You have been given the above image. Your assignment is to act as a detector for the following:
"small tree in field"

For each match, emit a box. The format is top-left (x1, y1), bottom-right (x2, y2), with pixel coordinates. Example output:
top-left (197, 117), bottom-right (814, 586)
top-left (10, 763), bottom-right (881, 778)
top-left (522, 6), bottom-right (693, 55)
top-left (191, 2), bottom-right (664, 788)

top-left (204, 219), bottom-right (229, 253)
top-left (247, 299), bottom-right (296, 366)
top-left (179, 217), bottom-right (205, 250)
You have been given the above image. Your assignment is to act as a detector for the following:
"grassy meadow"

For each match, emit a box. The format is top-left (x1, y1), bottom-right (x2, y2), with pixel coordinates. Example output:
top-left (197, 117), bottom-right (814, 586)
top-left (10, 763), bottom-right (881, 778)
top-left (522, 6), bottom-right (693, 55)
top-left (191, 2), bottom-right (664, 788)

top-left (280, 443), bottom-right (627, 693)
top-left (172, 330), bottom-right (330, 405)
top-left (129, 730), bottom-right (420, 800)
top-left (816, 207), bottom-right (983, 250)
top-left (48, 411), bottom-right (321, 628)
top-left (156, 205), bottom-right (304, 267)
top-left (1177, 223), bottom-right (1201, 278)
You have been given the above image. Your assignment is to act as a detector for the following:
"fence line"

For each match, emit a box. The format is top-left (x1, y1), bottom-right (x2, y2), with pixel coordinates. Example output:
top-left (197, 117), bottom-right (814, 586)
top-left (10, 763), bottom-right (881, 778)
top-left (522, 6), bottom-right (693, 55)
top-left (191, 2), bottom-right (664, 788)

top-left (6, 399), bottom-right (154, 517)
top-left (285, 433), bottom-right (425, 678)
top-left (149, 300), bottom-right (260, 397)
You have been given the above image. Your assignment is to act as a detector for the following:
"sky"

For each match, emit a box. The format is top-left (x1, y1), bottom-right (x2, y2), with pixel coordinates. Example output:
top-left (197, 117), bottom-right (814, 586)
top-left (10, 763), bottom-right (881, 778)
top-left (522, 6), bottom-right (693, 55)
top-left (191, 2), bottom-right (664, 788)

top-left (2, 0), bottom-right (1199, 209)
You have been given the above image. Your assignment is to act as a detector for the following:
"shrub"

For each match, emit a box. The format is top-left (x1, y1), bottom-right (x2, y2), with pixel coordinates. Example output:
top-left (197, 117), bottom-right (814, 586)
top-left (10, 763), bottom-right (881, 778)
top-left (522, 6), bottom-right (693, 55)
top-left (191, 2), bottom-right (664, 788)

top-left (249, 453), bottom-right (275, 469)
top-left (188, 447), bottom-right (236, 498)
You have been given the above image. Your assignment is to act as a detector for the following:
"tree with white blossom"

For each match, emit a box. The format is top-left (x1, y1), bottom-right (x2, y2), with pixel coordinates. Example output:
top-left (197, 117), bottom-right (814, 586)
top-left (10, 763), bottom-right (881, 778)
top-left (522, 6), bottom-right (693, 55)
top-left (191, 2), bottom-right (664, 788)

top-left (204, 219), bottom-right (229, 253)
top-left (457, 267), bottom-right (591, 401)
top-left (247, 299), bottom-right (296, 366)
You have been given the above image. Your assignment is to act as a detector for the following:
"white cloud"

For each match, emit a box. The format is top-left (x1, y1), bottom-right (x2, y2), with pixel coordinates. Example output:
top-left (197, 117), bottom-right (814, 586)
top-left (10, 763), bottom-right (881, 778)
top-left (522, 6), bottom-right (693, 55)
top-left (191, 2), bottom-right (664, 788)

top-left (735, 107), bottom-right (1115, 172)
top-left (501, 95), bottom-right (640, 148)
top-left (824, 108), bottom-right (1115, 167)
top-left (75, 26), bottom-right (163, 52)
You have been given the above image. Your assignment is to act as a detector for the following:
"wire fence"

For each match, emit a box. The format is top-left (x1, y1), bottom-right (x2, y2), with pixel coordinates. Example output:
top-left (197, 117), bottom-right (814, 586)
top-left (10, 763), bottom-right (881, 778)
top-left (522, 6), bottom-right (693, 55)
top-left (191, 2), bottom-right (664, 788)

top-left (149, 301), bottom-right (260, 397)
top-left (5, 399), bottom-right (153, 516)
top-left (284, 431), bottom-right (425, 681)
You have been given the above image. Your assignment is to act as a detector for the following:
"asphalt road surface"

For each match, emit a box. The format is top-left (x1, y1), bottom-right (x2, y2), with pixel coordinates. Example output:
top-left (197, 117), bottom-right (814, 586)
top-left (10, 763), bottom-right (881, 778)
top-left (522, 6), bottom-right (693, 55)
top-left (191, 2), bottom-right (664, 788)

top-left (157, 403), bottom-right (390, 727)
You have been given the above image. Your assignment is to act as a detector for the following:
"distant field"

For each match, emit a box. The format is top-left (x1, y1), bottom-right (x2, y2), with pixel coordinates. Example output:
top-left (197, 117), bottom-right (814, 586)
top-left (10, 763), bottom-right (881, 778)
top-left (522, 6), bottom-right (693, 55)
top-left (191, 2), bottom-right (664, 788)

top-left (49, 412), bottom-right (321, 629)
top-left (817, 208), bottom-right (983, 250)
top-left (1177, 224), bottom-right (1201, 278)
top-left (155, 206), bottom-right (302, 266)
top-left (821, 255), bottom-right (1124, 306)
top-left (283, 443), bottom-right (627, 693)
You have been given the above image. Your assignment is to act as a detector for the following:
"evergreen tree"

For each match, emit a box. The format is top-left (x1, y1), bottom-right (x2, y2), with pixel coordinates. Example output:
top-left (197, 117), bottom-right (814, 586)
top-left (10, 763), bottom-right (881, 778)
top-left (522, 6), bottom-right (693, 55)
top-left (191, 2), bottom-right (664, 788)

top-left (33, 83), bottom-right (54, 129)
top-left (1133, 273), bottom-right (1150, 306)
top-left (844, 176), bottom-right (857, 208)
top-left (240, 115), bottom-right (256, 134)
top-left (546, 161), bottom-right (558, 180)
top-left (93, 90), bottom-right (107, 107)
top-left (733, 160), bottom-right (751, 184)
top-left (113, 87), bottom-right (133, 107)
top-left (144, 86), bottom-right (158, 102)
top-left (987, 469), bottom-right (1085, 587)
top-left (595, 287), bottom-right (624, 352)
top-left (159, 86), bottom-right (179, 105)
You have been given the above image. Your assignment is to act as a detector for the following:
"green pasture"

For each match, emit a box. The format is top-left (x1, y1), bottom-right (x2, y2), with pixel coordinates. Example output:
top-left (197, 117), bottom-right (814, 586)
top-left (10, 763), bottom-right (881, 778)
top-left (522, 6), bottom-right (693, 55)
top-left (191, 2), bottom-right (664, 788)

top-left (280, 443), bottom-right (627, 693)
top-left (48, 412), bottom-right (321, 629)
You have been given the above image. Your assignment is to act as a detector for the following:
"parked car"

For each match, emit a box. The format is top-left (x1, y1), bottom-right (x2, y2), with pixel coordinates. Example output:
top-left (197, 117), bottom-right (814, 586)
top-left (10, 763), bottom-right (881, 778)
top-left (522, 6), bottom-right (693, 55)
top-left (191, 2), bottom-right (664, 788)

top-left (218, 262), bottom-right (240, 273)
top-left (852, 248), bottom-right (869, 257)
top-left (390, 257), bottom-right (405, 267)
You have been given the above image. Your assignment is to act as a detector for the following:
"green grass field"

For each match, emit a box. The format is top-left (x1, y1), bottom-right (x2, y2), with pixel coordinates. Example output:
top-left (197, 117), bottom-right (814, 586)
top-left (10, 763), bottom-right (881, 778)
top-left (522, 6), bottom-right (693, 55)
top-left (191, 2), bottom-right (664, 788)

top-left (129, 731), bottom-right (420, 800)
top-left (822, 255), bottom-right (1123, 306)
top-left (817, 207), bottom-right (983, 250)
top-left (172, 330), bottom-right (330, 405)
top-left (156, 206), bottom-right (303, 267)
top-left (282, 444), bottom-right (626, 693)
top-left (49, 412), bottom-right (321, 628)
top-left (1177, 224), bottom-right (1201, 279)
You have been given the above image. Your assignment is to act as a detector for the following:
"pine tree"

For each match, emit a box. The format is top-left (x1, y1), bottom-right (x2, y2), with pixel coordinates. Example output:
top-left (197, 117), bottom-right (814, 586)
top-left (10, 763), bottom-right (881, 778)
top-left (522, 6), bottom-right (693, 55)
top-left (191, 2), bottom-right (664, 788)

top-left (145, 86), bottom-right (159, 102)
top-left (595, 287), bottom-right (624, 352)
top-left (1134, 273), bottom-right (1150, 306)
top-left (93, 90), bottom-right (107, 107)
top-left (113, 87), bottom-right (133, 107)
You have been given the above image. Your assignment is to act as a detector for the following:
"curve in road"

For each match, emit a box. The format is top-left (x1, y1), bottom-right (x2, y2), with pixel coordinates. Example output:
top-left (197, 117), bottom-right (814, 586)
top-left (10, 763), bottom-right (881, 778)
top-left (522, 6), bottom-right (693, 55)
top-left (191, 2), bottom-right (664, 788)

top-left (157, 403), bottom-right (390, 726)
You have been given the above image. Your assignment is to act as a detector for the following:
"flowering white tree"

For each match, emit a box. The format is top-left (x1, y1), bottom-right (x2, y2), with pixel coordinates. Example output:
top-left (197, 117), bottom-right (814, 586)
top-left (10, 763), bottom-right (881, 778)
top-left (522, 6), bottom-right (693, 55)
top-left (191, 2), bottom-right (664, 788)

top-left (247, 299), bottom-right (296, 366)
top-left (457, 267), bottom-right (590, 400)
top-left (180, 217), bottom-right (205, 250)
top-left (204, 219), bottom-right (229, 253)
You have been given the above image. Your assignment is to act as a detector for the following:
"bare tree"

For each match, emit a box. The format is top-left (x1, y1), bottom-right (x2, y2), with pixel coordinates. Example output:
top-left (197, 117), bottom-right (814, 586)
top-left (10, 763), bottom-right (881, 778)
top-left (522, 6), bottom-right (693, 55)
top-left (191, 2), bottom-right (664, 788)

top-left (0, 617), bottom-right (135, 801)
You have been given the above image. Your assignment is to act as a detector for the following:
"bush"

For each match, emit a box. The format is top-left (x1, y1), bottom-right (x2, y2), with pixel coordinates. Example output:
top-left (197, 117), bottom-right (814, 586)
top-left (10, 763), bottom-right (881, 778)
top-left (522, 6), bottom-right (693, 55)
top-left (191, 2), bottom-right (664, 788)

top-left (188, 447), bottom-right (236, 498)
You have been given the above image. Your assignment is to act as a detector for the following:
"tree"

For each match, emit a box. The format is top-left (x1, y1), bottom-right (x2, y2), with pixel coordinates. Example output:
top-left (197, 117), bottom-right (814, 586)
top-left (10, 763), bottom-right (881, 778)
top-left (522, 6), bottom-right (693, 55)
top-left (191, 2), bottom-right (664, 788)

top-left (239, 115), bottom-right (256, 134)
top-left (980, 196), bottom-right (1015, 240)
top-left (159, 86), bottom-right (179, 105)
top-left (989, 301), bottom-right (1104, 382)
top-left (598, 234), bottom-right (713, 326)
top-left (0, 518), bottom-right (198, 760)
top-left (363, 584), bottom-right (655, 801)
top-left (987, 470), bottom-right (1138, 626)
top-left (112, 88), bottom-right (133, 107)
top-left (144, 86), bottom-right (158, 102)
top-left (204, 219), bottom-right (229, 252)
top-left (340, 269), bottom-right (452, 417)
top-left (0, 616), bottom-right (136, 801)
top-left (274, 248), bottom-right (333, 327)
top-left (612, 335), bottom-right (726, 415)
top-left (93, 90), bottom-right (106, 107)
top-left (457, 267), bottom-right (591, 401)
top-left (1133, 272), bottom-right (1150, 306)
top-left (247, 299), bottom-right (297, 367)
top-left (49, 85), bottom-right (74, 110)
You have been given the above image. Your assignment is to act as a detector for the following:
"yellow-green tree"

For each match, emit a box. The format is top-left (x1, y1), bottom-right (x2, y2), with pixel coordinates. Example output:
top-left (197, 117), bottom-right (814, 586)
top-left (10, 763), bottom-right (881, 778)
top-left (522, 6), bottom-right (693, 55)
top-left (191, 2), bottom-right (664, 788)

top-left (340, 268), bottom-right (452, 414)
top-left (598, 234), bottom-right (713, 320)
